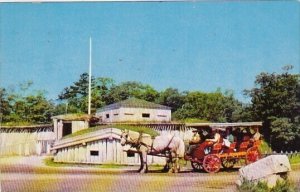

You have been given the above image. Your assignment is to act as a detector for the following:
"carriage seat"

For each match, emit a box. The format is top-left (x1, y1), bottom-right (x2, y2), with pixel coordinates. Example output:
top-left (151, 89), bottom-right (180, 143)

top-left (211, 143), bottom-right (223, 154)
top-left (223, 142), bottom-right (236, 153)
top-left (238, 141), bottom-right (250, 152)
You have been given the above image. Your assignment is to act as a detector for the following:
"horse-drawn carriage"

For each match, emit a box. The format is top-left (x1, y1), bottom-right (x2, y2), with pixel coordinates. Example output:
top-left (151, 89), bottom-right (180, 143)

top-left (185, 122), bottom-right (263, 173)
top-left (120, 130), bottom-right (185, 173)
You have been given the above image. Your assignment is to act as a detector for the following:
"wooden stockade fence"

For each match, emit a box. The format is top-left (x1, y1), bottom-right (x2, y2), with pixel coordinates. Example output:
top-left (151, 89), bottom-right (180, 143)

top-left (0, 125), bottom-right (55, 156)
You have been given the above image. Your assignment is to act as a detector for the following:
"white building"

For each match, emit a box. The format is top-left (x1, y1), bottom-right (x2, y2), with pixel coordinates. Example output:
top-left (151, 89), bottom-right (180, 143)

top-left (96, 98), bottom-right (171, 123)
top-left (52, 114), bottom-right (91, 140)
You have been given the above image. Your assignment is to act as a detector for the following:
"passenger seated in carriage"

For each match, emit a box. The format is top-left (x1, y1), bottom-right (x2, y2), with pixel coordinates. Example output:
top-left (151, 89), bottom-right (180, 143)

top-left (222, 127), bottom-right (234, 148)
top-left (185, 130), bottom-right (201, 156)
top-left (185, 128), bottom-right (211, 158)
top-left (206, 128), bottom-right (222, 144)
top-left (251, 126), bottom-right (261, 141)
top-left (205, 128), bottom-right (223, 153)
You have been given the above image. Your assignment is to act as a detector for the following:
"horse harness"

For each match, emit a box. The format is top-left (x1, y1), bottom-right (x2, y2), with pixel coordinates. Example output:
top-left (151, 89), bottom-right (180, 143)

top-left (129, 133), bottom-right (175, 155)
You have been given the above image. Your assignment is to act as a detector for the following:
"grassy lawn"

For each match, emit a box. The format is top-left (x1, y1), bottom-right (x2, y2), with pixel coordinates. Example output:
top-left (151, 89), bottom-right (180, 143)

top-left (43, 156), bottom-right (164, 170)
top-left (44, 156), bottom-right (129, 168)
top-left (290, 155), bottom-right (300, 169)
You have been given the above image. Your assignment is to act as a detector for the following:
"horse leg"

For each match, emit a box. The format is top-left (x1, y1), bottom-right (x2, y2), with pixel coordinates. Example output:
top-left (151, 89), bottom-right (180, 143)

top-left (137, 152), bottom-right (143, 172)
top-left (167, 152), bottom-right (174, 173)
top-left (139, 150), bottom-right (148, 174)
top-left (174, 154), bottom-right (180, 173)
top-left (170, 152), bottom-right (180, 173)
top-left (162, 157), bottom-right (170, 172)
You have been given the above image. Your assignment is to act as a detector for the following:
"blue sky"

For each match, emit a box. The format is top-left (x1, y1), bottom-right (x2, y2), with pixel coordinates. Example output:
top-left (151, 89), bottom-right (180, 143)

top-left (1, 2), bottom-right (299, 102)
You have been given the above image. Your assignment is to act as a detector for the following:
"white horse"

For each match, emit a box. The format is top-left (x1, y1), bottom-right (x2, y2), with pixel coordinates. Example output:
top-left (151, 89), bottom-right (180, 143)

top-left (120, 129), bottom-right (185, 173)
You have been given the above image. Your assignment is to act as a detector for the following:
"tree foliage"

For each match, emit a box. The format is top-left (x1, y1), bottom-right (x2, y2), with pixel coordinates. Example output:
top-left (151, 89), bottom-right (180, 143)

top-left (172, 90), bottom-right (242, 122)
top-left (58, 73), bottom-right (115, 113)
top-left (245, 66), bottom-right (300, 151)
top-left (0, 82), bottom-right (54, 124)
top-left (156, 88), bottom-right (185, 112)
top-left (106, 81), bottom-right (159, 104)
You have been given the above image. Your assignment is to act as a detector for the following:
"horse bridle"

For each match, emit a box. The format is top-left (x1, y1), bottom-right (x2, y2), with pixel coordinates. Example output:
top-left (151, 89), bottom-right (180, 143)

top-left (122, 132), bottom-right (140, 146)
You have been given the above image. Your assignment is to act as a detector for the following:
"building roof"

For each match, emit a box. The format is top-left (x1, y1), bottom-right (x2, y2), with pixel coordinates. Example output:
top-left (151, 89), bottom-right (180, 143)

top-left (186, 122), bottom-right (263, 131)
top-left (97, 98), bottom-right (171, 112)
top-left (51, 114), bottom-right (93, 121)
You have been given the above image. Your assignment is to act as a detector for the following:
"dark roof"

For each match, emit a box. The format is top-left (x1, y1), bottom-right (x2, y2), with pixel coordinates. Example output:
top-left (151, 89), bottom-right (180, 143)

top-left (97, 98), bottom-right (171, 112)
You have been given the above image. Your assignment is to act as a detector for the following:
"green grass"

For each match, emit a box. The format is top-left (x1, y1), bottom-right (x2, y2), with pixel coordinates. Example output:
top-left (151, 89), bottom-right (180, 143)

top-left (63, 124), bottom-right (159, 139)
top-left (289, 155), bottom-right (300, 165)
top-left (238, 179), bottom-right (296, 192)
top-left (173, 118), bottom-right (210, 123)
top-left (43, 156), bottom-right (164, 170)
top-left (44, 157), bottom-right (129, 168)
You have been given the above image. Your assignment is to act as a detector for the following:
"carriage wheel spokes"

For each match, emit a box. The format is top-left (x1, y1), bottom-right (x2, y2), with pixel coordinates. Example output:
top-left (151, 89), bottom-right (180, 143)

top-left (191, 161), bottom-right (203, 172)
top-left (221, 158), bottom-right (236, 169)
top-left (203, 154), bottom-right (221, 173)
top-left (246, 147), bottom-right (261, 164)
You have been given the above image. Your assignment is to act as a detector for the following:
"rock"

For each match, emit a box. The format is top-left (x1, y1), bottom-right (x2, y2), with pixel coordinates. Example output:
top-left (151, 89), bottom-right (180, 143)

top-left (237, 155), bottom-right (291, 188)
top-left (239, 155), bottom-right (291, 181)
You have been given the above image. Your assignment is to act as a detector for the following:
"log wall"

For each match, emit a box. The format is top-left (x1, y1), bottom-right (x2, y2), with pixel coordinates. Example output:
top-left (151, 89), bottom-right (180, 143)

top-left (0, 125), bottom-right (55, 156)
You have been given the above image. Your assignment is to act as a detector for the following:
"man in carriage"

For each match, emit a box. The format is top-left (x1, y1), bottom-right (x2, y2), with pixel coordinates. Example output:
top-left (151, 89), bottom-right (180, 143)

top-left (186, 130), bottom-right (201, 155)
top-left (222, 127), bottom-right (234, 148)
top-left (185, 127), bottom-right (211, 158)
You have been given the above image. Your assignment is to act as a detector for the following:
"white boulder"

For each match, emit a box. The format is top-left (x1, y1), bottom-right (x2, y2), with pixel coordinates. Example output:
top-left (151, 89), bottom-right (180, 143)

top-left (237, 155), bottom-right (291, 188)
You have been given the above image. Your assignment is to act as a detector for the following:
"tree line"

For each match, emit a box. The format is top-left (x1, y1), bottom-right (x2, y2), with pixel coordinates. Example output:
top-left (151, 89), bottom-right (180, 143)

top-left (0, 66), bottom-right (299, 151)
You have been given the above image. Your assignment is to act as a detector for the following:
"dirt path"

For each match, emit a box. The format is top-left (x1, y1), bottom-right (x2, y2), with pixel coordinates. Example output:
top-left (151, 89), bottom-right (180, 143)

top-left (0, 156), bottom-right (299, 192)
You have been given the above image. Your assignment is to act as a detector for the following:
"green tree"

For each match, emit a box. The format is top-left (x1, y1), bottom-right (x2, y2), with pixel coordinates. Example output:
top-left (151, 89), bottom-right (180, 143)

top-left (58, 73), bottom-right (91, 113)
top-left (107, 81), bottom-right (159, 103)
top-left (58, 73), bottom-right (115, 113)
top-left (172, 90), bottom-right (242, 122)
top-left (245, 65), bottom-right (300, 151)
top-left (156, 88), bottom-right (185, 112)
top-left (24, 92), bottom-right (55, 123)
top-left (0, 88), bottom-right (12, 122)
top-left (1, 82), bottom-right (55, 124)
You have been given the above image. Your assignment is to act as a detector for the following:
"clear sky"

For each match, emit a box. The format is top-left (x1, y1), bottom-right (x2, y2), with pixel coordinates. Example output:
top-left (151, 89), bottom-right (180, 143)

top-left (1, 2), bottom-right (299, 102)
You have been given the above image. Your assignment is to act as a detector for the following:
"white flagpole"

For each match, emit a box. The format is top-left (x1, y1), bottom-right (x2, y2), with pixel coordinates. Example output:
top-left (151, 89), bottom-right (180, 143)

top-left (88, 37), bottom-right (92, 115)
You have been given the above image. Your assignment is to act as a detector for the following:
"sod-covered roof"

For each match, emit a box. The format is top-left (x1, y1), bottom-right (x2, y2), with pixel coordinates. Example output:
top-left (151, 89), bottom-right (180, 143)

top-left (97, 98), bottom-right (171, 112)
top-left (63, 124), bottom-right (159, 139)
top-left (51, 114), bottom-right (93, 121)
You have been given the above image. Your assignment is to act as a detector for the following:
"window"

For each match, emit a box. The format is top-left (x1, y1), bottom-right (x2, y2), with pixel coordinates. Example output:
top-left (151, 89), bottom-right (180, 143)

top-left (106, 114), bottom-right (109, 118)
top-left (124, 113), bottom-right (134, 115)
top-left (158, 115), bottom-right (167, 117)
top-left (114, 113), bottom-right (119, 116)
top-left (142, 113), bottom-right (150, 118)
top-left (90, 150), bottom-right (99, 156)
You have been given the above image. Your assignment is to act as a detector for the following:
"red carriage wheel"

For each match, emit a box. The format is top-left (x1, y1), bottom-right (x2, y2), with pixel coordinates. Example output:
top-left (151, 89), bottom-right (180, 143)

top-left (246, 146), bottom-right (261, 164)
top-left (191, 161), bottom-right (203, 172)
top-left (203, 154), bottom-right (221, 173)
top-left (221, 158), bottom-right (236, 169)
